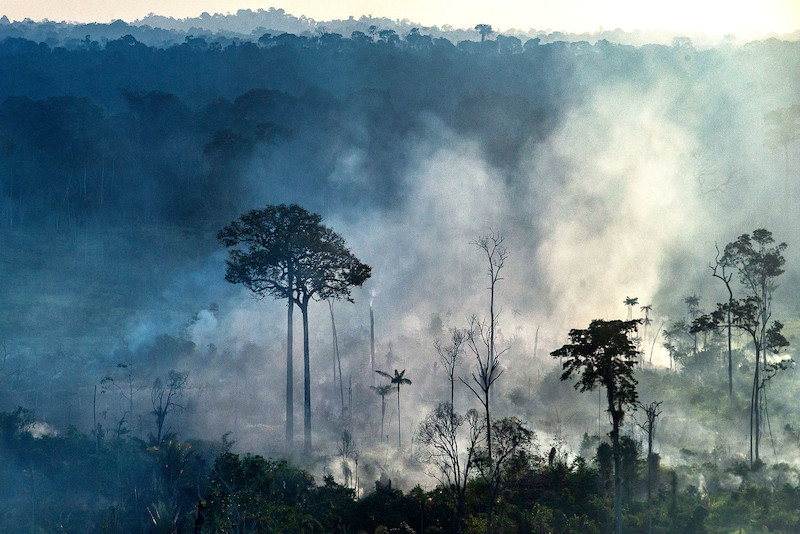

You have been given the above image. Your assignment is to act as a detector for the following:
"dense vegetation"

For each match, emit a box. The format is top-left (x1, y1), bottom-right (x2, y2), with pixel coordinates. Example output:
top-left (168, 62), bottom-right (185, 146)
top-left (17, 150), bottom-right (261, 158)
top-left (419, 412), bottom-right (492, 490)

top-left (0, 16), bottom-right (799, 533)
top-left (3, 392), bottom-right (800, 533)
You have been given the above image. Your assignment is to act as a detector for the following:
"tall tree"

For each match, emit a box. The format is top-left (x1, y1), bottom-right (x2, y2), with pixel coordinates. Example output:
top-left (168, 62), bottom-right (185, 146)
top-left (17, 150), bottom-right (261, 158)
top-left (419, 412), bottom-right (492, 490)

top-left (637, 400), bottom-right (662, 534)
top-left (693, 298), bottom-right (790, 465)
top-left (292, 220), bottom-right (371, 456)
top-left (435, 327), bottom-right (466, 410)
top-left (328, 300), bottom-right (346, 417)
top-left (370, 384), bottom-right (393, 442)
top-left (684, 294), bottom-right (701, 354)
top-left (150, 370), bottom-right (188, 446)
top-left (218, 204), bottom-right (370, 454)
top-left (709, 244), bottom-right (735, 405)
top-left (461, 231), bottom-right (508, 534)
top-left (640, 304), bottom-right (653, 362)
top-left (764, 105), bottom-right (800, 192)
top-left (551, 319), bottom-right (641, 534)
top-left (623, 296), bottom-right (639, 321)
top-left (474, 24), bottom-right (493, 42)
top-left (218, 204), bottom-right (320, 448)
top-left (718, 229), bottom-right (786, 464)
top-left (375, 369), bottom-right (412, 448)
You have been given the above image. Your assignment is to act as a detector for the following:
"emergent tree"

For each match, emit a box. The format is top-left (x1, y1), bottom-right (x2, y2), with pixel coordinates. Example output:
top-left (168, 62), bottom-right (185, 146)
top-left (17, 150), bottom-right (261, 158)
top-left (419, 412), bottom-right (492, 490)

top-left (292, 221), bottom-right (371, 455)
top-left (218, 204), bottom-right (321, 448)
top-left (219, 204), bottom-right (371, 454)
top-left (551, 318), bottom-right (641, 534)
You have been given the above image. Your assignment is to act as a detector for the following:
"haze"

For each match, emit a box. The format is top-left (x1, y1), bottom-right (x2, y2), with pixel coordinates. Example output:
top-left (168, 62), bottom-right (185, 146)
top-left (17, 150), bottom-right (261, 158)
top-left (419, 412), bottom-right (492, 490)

top-left (2, 0), bottom-right (800, 34)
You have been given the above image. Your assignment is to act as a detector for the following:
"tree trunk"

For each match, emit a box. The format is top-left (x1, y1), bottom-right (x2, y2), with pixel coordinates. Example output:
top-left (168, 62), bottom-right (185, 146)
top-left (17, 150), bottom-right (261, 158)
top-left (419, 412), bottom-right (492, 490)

top-left (485, 388), bottom-right (493, 534)
top-left (286, 296), bottom-right (294, 447)
top-left (330, 301), bottom-right (337, 400)
top-left (397, 386), bottom-right (402, 448)
top-left (647, 421), bottom-right (654, 534)
top-left (302, 301), bottom-right (312, 456)
top-left (370, 304), bottom-right (375, 373)
top-left (727, 306), bottom-right (732, 407)
top-left (380, 396), bottom-right (386, 442)
top-left (450, 375), bottom-right (455, 413)
top-left (754, 346), bottom-right (761, 463)
top-left (329, 301), bottom-right (345, 416)
top-left (613, 412), bottom-right (623, 534)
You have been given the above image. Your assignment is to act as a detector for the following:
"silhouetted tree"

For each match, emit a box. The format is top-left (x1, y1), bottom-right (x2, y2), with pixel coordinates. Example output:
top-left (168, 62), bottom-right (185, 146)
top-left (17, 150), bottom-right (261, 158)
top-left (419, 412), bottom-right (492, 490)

top-left (474, 24), bottom-right (493, 43)
top-left (551, 318), bottom-right (641, 534)
top-left (292, 221), bottom-right (371, 455)
top-left (375, 369), bottom-right (412, 448)
top-left (471, 416), bottom-right (533, 531)
top-left (684, 294), bottom-right (701, 353)
top-left (704, 229), bottom-right (787, 465)
top-left (220, 204), bottom-right (370, 455)
top-left (329, 300), bottom-right (346, 416)
top-left (764, 105), bottom-right (800, 192)
top-left (623, 296), bottom-right (638, 321)
top-left (435, 327), bottom-right (466, 410)
top-left (218, 204), bottom-right (322, 448)
top-left (150, 370), bottom-right (188, 446)
top-left (640, 304), bottom-right (653, 361)
top-left (462, 230), bottom-right (508, 534)
top-left (370, 384), bottom-right (393, 442)
top-left (637, 400), bottom-right (662, 534)
top-left (417, 403), bottom-right (482, 534)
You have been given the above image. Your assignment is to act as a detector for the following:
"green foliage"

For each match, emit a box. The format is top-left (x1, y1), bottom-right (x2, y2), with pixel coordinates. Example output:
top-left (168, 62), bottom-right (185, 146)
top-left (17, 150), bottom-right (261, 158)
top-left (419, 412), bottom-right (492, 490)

top-left (204, 452), bottom-right (319, 533)
top-left (551, 319), bottom-right (641, 416)
top-left (2, 404), bottom-right (800, 532)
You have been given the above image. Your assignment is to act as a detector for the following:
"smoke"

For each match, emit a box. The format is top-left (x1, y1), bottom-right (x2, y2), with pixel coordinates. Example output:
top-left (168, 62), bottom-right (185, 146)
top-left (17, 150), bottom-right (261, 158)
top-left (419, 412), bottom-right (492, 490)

top-left (532, 83), bottom-right (705, 331)
top-left (134, 64), bottom-right (797, 478)
top-left (2, 37), bottom-right (799, 493)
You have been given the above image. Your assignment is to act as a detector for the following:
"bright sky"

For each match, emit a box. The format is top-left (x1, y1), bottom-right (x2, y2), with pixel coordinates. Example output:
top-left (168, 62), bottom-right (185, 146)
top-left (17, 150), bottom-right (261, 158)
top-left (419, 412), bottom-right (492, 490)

top-left (2, 0), bottom-right (799, 34)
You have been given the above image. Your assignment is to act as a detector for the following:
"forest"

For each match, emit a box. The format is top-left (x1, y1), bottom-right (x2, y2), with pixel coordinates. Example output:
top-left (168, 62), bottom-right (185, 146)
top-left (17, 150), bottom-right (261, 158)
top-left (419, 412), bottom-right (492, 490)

top-left (0, 12), bottom-right (800, 533)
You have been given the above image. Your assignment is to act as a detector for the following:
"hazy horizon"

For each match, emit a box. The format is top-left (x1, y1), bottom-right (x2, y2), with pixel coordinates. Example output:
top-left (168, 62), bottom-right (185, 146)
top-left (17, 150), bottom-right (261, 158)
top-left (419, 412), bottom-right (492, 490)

top-left (2, 0), bottom-right (799, 36)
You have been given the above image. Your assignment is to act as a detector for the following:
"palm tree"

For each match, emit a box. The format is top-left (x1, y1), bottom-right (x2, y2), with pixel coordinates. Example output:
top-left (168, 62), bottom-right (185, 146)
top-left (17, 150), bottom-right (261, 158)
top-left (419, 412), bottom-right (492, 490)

top-left (640, 304), bottom-right (653, 360)
top-left (370, 384), bottom-right (393, 442)
top-left (376, 369), bottom-right (412, 448)
top-left (623, 296), bottom-right (639, 320)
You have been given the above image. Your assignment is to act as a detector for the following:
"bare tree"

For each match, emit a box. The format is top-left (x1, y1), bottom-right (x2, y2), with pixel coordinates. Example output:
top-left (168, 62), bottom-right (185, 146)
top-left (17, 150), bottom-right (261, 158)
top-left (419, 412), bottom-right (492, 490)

top-left (461, 230), bottom-right (508, 534)
top-left (435, 327), bottom-right (466, 410)
top-left (710, 244), bottom-right (735, 405)
top-left (150, 370), bottom-right (188, 446)
top-left (417, 404), bottom-right (483, 534)
top-left (637, 401), bottom-right (663, 534)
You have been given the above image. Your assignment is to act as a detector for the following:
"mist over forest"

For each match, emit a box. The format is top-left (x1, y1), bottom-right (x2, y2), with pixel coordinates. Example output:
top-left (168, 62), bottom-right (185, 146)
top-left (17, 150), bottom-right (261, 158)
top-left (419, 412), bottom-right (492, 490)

top-left (1, 10), bottom-right (800, 533)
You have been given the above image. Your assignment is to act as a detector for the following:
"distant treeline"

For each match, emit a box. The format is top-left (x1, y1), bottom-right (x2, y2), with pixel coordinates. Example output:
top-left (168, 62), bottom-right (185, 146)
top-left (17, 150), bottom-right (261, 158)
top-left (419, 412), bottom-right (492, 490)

top-left (0, 30), bottom-right (797, 232)
top-left (5, 9), bottom-right (790, 50)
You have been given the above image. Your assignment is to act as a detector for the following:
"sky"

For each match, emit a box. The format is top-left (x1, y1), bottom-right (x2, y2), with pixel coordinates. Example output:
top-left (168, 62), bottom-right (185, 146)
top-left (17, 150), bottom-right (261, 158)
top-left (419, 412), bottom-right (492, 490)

top-left (2, 0), bottom-right (799, 34)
